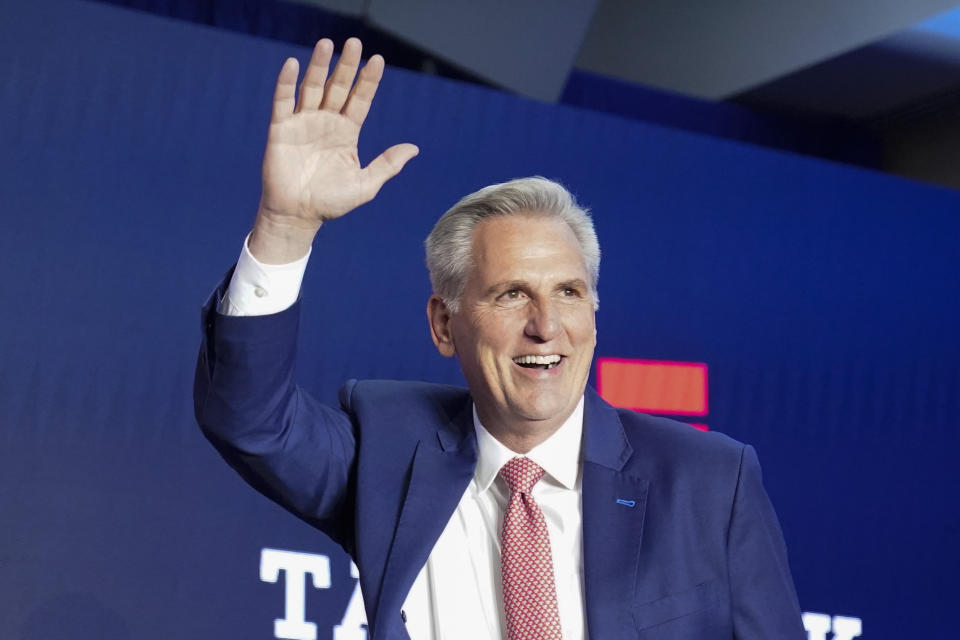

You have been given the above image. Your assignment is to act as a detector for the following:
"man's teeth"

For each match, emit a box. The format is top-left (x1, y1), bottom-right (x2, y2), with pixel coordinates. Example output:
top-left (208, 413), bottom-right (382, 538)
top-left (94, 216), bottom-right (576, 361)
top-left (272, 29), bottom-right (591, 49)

top-left (513, 354), bottom-right (562, 368)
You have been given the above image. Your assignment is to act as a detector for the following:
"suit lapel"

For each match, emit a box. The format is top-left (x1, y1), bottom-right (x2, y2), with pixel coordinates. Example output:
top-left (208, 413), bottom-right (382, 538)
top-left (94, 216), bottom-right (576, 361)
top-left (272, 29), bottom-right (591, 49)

top-left (581, 388), bottom-right (649, 638)
top-left (375, 401), bottom-right (477, 637)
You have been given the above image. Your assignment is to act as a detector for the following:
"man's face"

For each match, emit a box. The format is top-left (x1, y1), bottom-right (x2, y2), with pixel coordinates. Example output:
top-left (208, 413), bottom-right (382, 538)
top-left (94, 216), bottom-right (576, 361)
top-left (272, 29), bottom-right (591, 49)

top-left (429, 213), bottom-right (597, 438)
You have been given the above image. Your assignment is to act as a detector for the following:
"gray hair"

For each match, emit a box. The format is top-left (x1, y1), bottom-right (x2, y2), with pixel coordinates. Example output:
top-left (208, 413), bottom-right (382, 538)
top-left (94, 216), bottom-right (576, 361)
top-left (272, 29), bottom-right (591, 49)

top-left (425, 177), bottom-right (600, 312)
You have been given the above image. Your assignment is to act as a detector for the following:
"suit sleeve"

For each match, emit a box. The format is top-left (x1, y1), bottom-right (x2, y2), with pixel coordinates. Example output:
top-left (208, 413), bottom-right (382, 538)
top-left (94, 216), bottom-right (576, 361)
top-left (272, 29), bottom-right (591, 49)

top-left (194, 276), bottom-right (358, 551)
top-left (727, 445), bottom-right (807, 639)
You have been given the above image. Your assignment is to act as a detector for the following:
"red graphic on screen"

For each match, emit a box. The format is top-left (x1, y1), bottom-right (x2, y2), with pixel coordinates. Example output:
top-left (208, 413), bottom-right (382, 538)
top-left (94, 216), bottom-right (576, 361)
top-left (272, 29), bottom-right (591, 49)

top-left (597, 358), bottom-right (709, 430)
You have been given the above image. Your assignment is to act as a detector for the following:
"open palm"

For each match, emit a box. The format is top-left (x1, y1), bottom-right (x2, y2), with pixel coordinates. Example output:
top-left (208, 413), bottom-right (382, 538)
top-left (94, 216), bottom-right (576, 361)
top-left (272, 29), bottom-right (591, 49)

top-left (258, 38), bottom-right (418, 232)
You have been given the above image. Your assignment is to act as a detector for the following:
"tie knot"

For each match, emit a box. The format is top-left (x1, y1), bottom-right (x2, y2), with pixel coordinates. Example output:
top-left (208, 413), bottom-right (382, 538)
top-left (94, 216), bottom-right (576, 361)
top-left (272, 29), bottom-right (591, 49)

top-left (499, 457), bottom-right (545, 494)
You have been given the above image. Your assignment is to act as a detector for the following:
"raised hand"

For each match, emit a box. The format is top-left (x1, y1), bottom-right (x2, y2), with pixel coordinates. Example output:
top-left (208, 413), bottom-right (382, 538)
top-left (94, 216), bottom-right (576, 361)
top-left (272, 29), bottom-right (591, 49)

top-left (250, 38), bottom-right (419, 263)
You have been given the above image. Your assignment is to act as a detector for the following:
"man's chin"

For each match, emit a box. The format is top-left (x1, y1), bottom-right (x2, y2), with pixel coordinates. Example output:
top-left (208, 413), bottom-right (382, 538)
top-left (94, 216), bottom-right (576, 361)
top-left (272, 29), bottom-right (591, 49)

top-left (507, 399), bottom-right (576, 427)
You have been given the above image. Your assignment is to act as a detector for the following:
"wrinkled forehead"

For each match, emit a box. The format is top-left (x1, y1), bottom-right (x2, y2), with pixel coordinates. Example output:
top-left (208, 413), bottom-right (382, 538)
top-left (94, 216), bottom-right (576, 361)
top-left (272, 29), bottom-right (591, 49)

top-left (467, 213), bottom-right (590, 282)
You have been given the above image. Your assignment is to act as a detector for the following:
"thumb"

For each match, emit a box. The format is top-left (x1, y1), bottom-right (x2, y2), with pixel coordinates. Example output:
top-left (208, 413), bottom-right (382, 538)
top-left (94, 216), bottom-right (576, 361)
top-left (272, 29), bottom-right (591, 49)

top-left (362, 143), bottom-right (419, 195)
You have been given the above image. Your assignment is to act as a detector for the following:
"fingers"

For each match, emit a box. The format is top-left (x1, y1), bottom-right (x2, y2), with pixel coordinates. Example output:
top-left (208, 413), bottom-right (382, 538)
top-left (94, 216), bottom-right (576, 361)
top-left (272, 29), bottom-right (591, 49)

top-left (321, 37), bottom-right (363, 112)
top-left (343, 54), bottom-right (384, 127)
top-left (271, 57), bottom-right (299, 123)
top-left (281, 38), bottom-right (383, 124)
top-left (296, 39), bottom-right (333, 113)
top-left (361, 143), bottom-right (420, 197)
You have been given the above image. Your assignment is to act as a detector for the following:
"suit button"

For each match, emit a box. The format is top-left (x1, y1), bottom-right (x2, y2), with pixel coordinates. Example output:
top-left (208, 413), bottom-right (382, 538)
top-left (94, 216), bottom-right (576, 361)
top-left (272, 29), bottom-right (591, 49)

top-left (401, 610), bottom-right (407, 623)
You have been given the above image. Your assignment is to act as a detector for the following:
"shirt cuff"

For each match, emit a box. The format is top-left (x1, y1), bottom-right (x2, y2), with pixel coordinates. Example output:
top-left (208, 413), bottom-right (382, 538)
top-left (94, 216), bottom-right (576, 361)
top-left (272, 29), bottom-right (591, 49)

top-left (219, 234), bottom-right (311, 316)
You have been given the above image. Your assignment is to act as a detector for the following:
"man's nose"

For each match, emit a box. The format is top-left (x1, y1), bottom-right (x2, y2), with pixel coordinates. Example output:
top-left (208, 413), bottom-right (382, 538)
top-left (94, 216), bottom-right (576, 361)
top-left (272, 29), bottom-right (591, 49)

top-left (524, 300), bottom-right (561, 342)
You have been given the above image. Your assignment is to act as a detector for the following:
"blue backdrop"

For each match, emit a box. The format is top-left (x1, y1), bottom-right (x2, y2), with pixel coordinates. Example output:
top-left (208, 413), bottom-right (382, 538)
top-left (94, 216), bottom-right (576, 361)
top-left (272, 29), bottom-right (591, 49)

top-left (1, 1), bottom-right (958, 638)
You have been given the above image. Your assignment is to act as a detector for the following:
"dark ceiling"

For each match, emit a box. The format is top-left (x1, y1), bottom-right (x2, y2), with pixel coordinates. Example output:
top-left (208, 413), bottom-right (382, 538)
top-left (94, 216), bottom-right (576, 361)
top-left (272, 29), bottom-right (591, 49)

top-left (86, 0), bottom-right (960, 189)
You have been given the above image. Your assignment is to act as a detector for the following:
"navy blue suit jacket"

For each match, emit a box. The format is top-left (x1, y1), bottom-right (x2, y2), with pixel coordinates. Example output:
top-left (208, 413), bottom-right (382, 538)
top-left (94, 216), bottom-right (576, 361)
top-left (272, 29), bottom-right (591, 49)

top-left (195, 287), bottom-right (805, 639)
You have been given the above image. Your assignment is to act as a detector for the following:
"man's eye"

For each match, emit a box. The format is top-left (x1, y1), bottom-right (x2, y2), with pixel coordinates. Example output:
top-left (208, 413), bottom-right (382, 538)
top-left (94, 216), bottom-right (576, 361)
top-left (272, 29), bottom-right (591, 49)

top-left (499, 289), bottom-right (525, 301)
top-left (561, 287), bottom-right (581, 297)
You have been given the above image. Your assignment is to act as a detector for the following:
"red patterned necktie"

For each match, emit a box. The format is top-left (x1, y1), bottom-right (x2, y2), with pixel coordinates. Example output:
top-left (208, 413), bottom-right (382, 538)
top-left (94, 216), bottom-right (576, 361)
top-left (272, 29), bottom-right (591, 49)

top-left (499, 456), bottom-right (563, 640)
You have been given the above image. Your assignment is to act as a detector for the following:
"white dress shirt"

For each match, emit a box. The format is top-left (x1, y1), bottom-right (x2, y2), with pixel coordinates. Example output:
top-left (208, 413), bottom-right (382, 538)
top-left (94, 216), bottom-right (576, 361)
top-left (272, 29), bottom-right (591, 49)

top-left (221, 237), bottom-right (588, 640)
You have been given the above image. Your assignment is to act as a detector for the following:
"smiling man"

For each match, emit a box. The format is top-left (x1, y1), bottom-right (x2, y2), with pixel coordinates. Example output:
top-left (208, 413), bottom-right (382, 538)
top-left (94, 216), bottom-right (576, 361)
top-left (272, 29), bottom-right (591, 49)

top-left (195, 38), bottom-right (806, 639)
top-left (427, 204), bottom-right (599, 454)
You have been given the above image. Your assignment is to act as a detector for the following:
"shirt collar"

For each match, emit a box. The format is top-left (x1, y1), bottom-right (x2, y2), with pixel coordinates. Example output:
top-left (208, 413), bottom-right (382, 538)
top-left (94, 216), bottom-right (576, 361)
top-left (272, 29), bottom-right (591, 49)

top-left (472, 397), bottom-right (584, 493)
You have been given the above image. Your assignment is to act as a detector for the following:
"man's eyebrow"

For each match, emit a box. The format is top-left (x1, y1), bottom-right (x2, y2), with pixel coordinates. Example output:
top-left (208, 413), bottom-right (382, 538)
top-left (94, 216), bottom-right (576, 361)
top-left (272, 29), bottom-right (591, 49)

top-left (482, 278), bottom-right (591, 297)
top-left (557, 278), bottom-right (589, 290)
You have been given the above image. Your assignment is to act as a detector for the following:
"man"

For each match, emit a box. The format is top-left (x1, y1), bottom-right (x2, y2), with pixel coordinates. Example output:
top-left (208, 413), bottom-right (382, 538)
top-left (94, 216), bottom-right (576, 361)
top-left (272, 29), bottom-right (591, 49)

top-left (195, 38), bottom-right (806, 639)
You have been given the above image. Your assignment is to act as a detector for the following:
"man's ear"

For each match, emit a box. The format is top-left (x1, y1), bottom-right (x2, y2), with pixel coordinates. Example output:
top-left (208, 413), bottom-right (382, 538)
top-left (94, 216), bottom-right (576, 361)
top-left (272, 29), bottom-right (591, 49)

top-left (427, 295), bottom-right (456, 357)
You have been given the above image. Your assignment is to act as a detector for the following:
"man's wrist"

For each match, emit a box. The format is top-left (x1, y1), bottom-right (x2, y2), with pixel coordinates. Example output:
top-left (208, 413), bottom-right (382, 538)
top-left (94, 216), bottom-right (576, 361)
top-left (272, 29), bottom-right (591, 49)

top-left (249, 210), bottom-right (320, 264)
